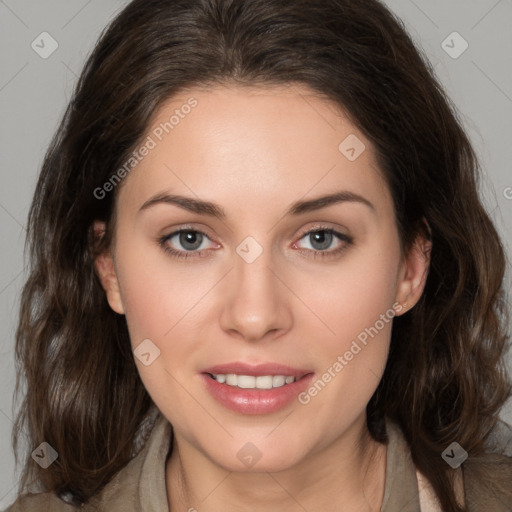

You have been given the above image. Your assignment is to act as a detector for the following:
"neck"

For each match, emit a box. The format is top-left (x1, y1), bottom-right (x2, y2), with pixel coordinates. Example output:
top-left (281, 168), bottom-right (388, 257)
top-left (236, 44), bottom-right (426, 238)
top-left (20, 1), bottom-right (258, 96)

top-left (165, 414), bottom-right (387, 512)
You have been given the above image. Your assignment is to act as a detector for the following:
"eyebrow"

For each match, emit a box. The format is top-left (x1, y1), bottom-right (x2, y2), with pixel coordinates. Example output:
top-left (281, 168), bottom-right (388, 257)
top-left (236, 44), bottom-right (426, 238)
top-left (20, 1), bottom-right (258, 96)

top-left (138, 190), bottom-right (375, 218)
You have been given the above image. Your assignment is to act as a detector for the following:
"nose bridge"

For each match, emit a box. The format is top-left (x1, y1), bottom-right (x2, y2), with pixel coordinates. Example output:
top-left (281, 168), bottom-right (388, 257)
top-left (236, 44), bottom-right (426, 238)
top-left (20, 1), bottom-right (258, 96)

top-left (219, 235), bottom-right (291, 341)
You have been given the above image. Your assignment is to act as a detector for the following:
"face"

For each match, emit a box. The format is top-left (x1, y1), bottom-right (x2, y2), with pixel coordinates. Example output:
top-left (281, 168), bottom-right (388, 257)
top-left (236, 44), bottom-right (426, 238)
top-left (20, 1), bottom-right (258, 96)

top-left (95, 83), bottom-right (429, 473)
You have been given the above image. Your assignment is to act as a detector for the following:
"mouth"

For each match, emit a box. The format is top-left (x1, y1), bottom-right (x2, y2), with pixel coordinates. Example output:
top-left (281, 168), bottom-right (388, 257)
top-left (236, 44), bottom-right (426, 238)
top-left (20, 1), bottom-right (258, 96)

top-left (200, 362), bottom-right (315, 414)
top-left (205, 373), bottom-right (301, 389)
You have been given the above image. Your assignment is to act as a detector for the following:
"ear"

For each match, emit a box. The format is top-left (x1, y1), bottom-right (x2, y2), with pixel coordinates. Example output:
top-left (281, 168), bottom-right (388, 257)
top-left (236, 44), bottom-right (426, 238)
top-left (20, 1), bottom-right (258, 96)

top-left (92, 220), bottom-right (125, 315)
top-left (394, 219), bottom-right (432, 316)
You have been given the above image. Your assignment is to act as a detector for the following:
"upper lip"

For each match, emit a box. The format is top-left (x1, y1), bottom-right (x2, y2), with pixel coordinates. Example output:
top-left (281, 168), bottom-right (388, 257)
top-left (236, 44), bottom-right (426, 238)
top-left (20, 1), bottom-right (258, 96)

top-left (202, 362), bottom-right (313, 379)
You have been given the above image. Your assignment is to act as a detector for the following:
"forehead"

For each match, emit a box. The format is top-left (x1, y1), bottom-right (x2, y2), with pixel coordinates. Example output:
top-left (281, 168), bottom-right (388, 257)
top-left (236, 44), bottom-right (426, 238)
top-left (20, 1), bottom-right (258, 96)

top-left (116, 83), bottom-right (391, 217)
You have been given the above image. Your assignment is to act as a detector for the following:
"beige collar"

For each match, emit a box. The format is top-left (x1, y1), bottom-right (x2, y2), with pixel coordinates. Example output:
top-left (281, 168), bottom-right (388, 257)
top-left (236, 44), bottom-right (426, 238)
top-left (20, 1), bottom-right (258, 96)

top-left (86, 411), bottom-right (462, 511)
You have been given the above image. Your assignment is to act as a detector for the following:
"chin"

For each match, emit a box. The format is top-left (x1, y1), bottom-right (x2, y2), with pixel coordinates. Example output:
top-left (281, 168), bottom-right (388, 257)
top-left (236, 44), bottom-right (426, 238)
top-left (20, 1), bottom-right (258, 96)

top-left (201, 437), bottom-right (311, 473)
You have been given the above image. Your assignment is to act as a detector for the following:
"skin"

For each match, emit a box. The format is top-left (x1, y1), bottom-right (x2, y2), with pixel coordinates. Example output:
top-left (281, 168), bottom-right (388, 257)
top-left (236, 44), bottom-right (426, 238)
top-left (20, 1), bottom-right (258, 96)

top-left (94, 83), bottom-right (431, 511)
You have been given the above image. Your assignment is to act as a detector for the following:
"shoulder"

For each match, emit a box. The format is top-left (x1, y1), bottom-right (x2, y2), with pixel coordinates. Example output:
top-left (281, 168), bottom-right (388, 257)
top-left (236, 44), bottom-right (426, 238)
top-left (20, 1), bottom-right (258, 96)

top-left (386, 417), bottom-right (512, 511)
top-left (2, 492), bottom-right (78, 512)
top-left (463, 452), bottom-right (512, 511)
top-left (4, 409), bottom-right (170, 512)
top-left (463, 419), bottom-right (512, 510)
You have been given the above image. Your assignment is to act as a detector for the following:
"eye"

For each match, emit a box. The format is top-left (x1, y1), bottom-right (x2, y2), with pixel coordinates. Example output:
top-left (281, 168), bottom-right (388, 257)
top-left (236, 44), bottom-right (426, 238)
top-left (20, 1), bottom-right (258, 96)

top-left (158, 225), bottom-right (353, 261)
top-left (293, 226), bottom-right (353, 260)
top-left (159, 228), bottom-right (218, 260)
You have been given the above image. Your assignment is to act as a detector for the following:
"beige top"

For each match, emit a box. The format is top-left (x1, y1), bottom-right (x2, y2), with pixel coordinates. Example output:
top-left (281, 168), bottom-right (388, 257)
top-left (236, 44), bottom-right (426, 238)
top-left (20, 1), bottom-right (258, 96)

top-left (4, 411), bottom-right (512, 511)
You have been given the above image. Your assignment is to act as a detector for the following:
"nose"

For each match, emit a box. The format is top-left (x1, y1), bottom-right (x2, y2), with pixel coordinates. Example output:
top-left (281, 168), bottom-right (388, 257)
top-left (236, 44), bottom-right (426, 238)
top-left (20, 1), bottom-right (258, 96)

top-left (218, 245), bottom-right (293, 343)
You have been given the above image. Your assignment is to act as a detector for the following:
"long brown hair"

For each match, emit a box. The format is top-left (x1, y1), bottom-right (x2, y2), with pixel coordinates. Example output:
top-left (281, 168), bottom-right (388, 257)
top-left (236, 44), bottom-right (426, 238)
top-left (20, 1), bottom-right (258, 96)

top-left (12, 0), bottom-right (512, 509)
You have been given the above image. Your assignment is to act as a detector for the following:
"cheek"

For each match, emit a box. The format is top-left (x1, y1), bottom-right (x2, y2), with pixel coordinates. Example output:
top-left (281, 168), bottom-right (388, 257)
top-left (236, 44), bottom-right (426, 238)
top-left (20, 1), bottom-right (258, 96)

top-left (117, 226), bottom-right (400, 358)
top-left (114, 234), bottom-right (225, 360)
top-left (296, 232), bottom-right (400, 352)
top-left (115, 223), bottom-right (400, 417)
top-left (292, 232), bottom-right (400, 418)
top-left (115, 237), bottom-right (201, 345)
top-left (114, 245), bottom-right (210, 413)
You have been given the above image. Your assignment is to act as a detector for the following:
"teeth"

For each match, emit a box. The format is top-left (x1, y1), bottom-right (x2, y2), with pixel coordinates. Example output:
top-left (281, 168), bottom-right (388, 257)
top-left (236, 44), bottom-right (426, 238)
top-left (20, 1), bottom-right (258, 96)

top-left (256, 376), bottom-right (273, 389)
top-left (272, 375), bottom-right (285, 387)
top-left (212, 374), bottom-right (297, 389)
top-left (226, 374), bottom-right (237, 386)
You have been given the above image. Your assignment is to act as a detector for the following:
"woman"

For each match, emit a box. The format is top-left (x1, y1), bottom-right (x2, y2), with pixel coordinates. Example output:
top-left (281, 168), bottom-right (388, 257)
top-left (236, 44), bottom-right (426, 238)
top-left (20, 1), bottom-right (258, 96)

top-left (6, 0), bottom-right (512, 510)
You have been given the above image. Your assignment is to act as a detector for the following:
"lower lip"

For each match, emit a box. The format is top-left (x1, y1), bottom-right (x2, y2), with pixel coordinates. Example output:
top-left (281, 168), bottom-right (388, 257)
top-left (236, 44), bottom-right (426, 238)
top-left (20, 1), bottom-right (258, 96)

top-left (201, 373), bottom-right (315, 415)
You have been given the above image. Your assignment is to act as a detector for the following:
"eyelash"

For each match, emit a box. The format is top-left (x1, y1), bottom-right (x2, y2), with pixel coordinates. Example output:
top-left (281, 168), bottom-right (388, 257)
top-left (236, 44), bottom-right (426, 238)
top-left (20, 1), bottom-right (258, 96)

top-left (157, 225), bottom-right (353, 261)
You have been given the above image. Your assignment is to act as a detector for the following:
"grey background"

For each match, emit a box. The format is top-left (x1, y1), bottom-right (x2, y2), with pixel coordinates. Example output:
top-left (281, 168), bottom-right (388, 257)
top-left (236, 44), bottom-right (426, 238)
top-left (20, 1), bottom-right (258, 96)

top-left (0, 0), bottom-right (511, 507)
